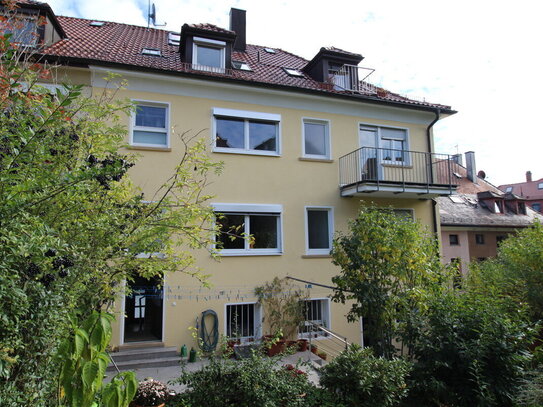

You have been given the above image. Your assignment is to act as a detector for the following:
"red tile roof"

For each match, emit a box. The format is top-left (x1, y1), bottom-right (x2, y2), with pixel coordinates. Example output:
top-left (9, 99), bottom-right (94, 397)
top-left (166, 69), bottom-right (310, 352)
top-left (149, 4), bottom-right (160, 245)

top-left (40, 15), bottom-right (453, 112)
top-left (187, 23), bottom-right (235, 34)
top-left (499, 178), bottom-right (543, 200)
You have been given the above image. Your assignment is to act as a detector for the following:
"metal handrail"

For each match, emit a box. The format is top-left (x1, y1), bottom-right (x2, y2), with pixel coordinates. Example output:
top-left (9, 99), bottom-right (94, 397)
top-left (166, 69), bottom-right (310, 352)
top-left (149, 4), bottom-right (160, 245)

top-left (306, 321), bottom-right (350, 349)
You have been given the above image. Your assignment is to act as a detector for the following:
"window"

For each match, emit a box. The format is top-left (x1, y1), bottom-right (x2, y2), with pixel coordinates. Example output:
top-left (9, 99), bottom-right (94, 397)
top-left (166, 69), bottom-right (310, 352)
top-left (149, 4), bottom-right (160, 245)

top-left (90, 21), bottom-right (105, 27)
top-left (213, 203), bottom-right (282, 256)
top-left (305, 207), bottom-right (333, 255)
top-left (360, 124), bottom-right (409, 165)
top-left (449, 234), bottom-right (459, 246)
top-left (264, 47), bottom-right (276, 53)
top-left (213, 108), bottom-right (280, 156)
top-left (232, 61), bottom-right (251, 71)
top-left (475, 234), bottom-right (485, 245)
top-left (538, 183), bottom-right (543, 190)
top-left (5, 18), bottom-right (38, 46)
top-left (532, 203), bottom-right (541, 212)
top-left (450, 258), bottom-right (462, 289)
top-left (193, 36), bottom-right (225, 72)
top-left (168, 32), bottom-right (180, 46)
top-left (226, 303), bottom-right (261, 340)
top-left (505, 186), bottom-right (513, 193)
top-left (302, 119), bottom-right (330, 159)
top-left (299, 299), bottom-right (330, 338)
top-left (131, 102), bottom-right (169, 147)
top-left (496, 235), bottom-right (507, 245)
top-left (284, 68), bottom-right (304, 77)
top-left (141, 48), bottom-right (161, 56)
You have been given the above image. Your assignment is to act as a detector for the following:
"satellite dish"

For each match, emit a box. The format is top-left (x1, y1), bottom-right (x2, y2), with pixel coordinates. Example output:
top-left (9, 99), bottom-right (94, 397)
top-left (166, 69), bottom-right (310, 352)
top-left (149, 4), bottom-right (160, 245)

top-left (477, 170), bottom-right (486, 180)
top-left (147, 2), bottom-right (166, 27)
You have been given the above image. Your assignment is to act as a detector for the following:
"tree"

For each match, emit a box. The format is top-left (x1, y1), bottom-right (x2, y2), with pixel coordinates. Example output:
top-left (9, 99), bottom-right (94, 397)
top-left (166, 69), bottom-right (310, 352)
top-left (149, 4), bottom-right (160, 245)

top-left (330, 205), bottom-right (446, 358)
top-left (0, 13), bottom-right (222, 405)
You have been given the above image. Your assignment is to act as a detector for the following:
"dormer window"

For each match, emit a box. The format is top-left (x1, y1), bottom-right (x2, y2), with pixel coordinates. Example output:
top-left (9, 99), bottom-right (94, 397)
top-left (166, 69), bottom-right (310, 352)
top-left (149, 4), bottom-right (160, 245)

top-left (193, 36), bottom-right (226, 72)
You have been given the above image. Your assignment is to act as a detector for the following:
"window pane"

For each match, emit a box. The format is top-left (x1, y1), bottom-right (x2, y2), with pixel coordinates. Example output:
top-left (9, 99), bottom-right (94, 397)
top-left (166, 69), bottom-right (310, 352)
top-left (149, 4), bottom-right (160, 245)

top-left (249, 121), bottom-right (276, 151)
top-left (249, 215), bottom-right (278, 248)
top-left (136, 105), bottom-right (166, 128)
top-left (308, 210), bottom-right (329, 249)
top-left (196, 45), bottom-right (222, 68)
top-left (304, 122), bottom-right (327, 156)
top-left (217, 214), bottom-right (245, 249)
top-left (133, 130), bottom-right (167, 146)
top-left (216, 117), bottom-right (244, 149)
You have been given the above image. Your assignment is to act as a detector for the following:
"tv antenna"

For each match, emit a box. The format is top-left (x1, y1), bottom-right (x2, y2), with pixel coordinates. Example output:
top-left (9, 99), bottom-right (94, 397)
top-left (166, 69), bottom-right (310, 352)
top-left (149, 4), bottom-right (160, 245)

top-left (147, 1), bottom-right (166, 28)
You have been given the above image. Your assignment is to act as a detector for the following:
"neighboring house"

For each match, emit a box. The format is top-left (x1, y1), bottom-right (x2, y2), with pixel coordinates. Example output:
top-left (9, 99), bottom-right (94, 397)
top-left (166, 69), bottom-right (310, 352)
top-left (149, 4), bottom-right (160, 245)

top-left (439, 152), bottom-right (543, 275)
top-left (498, 171), bottom-right (543, 213)
top-left (9, 1), bottom-right (458, 350)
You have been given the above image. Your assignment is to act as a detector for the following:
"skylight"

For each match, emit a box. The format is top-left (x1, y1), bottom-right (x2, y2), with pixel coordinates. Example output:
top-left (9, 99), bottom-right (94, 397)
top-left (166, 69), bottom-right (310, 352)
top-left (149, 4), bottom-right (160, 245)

top-left (264, 47), bottom-right (276, 53)
top-left (168, 32), bottom-right (180, 46)
top-left (283, 68), bottom-right (303, 77)
top-left (232, 61), bottom-right (252, 71)
top-left (449, 196), bottom-right (464, 204)
top-left (142, 48), bottom-right (161, 57)
top-left (453, 172), bottom-right (462, 179)
top-left (90, 21), bottom-right (105, 27)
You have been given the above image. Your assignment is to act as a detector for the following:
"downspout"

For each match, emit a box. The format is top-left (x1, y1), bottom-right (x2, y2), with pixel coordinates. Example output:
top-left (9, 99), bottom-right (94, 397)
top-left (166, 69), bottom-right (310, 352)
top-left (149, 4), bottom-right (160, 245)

top-left (427, 108), bottom-right (441, 235)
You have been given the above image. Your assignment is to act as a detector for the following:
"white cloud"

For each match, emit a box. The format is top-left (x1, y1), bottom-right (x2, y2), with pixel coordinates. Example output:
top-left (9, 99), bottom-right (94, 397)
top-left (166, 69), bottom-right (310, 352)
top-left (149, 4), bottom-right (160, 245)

top-left (46, 0), bottom-right (543, 184)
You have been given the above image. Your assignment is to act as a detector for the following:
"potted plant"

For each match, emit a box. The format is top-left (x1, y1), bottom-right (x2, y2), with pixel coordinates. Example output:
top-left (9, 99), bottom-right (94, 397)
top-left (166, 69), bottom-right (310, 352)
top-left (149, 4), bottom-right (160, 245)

top-left (132, 378), bottom-right (169, 407)
top-left (297, 338), bottom-right (309, 352)
top-left (318, 351), bottom-right (328, 361)
top-left (255, 277), bottom-right (308, 355)
top-left (310, 344), bottom-right (318, 355)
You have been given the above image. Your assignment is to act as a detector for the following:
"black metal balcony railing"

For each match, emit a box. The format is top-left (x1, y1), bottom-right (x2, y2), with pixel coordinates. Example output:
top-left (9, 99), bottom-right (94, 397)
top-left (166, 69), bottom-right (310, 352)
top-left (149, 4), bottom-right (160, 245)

top-left (339, 147), bottom-right (457, 194)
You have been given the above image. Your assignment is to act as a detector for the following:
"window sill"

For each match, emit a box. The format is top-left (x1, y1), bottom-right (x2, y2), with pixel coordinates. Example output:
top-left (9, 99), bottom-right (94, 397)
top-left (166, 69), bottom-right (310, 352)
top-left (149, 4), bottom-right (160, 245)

top-left (298, 157), bottom-right (333, 163)
top-left (213, 148), bottom-right (280, 157)
top-left (219, 251), bottom-right (283, 257)
top-left (127, 145), bottom-right (171, 152)
top-left (301, 254), bottom-right (332, 259)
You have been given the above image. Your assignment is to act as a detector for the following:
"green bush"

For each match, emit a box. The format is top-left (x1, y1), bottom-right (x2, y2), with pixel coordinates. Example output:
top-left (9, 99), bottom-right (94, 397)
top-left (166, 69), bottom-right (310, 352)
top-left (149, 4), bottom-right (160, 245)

top-left (319, 344), bottom-right (410, 407)
top-left (168, 353), bottom-right (333, 407)
top-left (403, 291), bottom-right (533, 407)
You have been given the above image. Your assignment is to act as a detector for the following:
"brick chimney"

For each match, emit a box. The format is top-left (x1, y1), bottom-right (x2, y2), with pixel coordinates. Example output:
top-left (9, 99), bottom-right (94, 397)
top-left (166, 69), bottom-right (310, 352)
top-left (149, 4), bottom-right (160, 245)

top-left (465, 151), bottom-right (477, 184)
top-left (526, 171), bottom-right (532, 182)
top-left (230, 8), bottom-right (246, 51)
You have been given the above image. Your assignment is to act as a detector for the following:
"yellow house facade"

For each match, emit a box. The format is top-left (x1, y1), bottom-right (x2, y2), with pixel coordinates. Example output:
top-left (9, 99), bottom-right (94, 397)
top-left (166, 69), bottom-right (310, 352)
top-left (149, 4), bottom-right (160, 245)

top-left (22, 2), bottom-right (457, 352)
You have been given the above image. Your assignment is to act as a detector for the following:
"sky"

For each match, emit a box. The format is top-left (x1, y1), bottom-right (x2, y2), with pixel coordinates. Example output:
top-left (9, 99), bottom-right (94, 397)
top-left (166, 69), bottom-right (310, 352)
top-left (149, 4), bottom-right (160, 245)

top-left (46, 0), bottom-right (543, 186)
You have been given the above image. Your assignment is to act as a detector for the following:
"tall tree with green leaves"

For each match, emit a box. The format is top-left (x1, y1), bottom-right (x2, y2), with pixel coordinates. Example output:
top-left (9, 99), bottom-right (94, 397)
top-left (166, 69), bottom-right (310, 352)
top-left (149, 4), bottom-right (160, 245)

top-left (330, 205), bottom-right (446, 358)
top-left (0, 11), bottom-right (222, 405)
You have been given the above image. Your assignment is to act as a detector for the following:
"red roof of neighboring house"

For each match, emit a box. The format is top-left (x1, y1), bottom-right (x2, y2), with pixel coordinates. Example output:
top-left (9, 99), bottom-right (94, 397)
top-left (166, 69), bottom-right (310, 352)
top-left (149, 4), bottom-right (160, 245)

top-left (38, 15), bottom-right (454, 112)
top-left (499, 178), bottom-right (543, 200)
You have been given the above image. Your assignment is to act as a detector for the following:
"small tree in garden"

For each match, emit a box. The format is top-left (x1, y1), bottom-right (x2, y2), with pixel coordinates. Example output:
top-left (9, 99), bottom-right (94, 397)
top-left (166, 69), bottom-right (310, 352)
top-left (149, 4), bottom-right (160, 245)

top-left (0, 8), bottom-right (222, 406)
top-left (330, 205), bottom-right (446, 358)
top-left (255, 277), bottom-right (308, 340)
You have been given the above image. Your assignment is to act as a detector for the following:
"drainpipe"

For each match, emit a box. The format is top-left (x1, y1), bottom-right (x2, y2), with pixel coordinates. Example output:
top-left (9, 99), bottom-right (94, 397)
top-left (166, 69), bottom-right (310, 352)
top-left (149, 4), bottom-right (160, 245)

top-left (427, 109), bottom-right (441, 235)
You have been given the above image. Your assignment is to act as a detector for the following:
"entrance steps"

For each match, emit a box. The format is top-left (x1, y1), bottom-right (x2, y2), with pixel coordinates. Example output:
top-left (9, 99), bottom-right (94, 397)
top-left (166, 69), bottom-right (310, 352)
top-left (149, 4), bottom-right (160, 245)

top-left (107, 345), bottom-right (179, 372)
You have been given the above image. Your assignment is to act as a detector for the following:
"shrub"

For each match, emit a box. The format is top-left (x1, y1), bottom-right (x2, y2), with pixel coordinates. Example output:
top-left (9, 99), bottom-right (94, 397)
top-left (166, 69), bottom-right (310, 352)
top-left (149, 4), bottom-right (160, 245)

top-left (168, 353), bottom-right (330, 407)
top-left (319, 344), bottom-right (410, 407)
top-left (133, 379), bottom-right (169, 406)
top-left (403, 291), bottom-right (533, 407)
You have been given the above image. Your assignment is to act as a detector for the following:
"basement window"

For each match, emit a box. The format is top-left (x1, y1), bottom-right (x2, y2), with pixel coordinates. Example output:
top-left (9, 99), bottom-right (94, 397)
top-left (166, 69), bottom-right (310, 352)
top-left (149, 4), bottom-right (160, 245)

top-left (142, 48), bottom-right (161, 57)
top-left (283, 68), bottom-right (304, 77)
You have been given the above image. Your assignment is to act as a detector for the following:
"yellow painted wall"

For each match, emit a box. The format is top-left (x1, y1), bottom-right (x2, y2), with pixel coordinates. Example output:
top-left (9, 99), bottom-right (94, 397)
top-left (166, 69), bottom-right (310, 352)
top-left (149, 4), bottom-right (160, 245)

top-left (80, 70), bottom-right (438, 350)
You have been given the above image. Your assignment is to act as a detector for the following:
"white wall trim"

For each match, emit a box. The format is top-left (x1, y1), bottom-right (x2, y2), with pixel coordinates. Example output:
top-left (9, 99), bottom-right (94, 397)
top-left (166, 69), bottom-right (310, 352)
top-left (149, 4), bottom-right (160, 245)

top-left (89, 66), bottom-right (439, 126)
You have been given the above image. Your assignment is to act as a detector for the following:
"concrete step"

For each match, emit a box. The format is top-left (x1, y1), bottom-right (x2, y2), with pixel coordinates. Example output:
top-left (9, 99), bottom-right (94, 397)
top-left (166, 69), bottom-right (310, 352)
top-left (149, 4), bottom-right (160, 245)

top-left (107, 346), bottom-right (180, 371)
top-left (109, 346), bottom-right (178, 363)
top-left (107, 356), bottom-right (181, 372)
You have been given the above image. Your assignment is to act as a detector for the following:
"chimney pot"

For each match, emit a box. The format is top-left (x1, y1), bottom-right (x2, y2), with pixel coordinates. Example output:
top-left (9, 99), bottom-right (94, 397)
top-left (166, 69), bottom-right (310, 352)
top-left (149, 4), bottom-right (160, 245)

top-left (465, 151), bottom-right (477, 184)
top-left (230, 8), bottom-right (246, 51)
top-left (526, 171), bottom-right (532, 182)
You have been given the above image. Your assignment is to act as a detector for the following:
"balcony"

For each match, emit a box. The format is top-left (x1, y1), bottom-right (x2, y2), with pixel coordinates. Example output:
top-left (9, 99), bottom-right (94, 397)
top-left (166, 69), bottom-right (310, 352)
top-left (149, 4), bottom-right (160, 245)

top-left (339, 147), bottom-right (457, 198)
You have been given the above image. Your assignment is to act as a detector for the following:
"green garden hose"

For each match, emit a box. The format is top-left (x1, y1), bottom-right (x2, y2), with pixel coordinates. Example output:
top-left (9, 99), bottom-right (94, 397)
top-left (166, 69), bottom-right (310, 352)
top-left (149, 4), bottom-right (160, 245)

top-left (199, 309), bottom-right (219, 352)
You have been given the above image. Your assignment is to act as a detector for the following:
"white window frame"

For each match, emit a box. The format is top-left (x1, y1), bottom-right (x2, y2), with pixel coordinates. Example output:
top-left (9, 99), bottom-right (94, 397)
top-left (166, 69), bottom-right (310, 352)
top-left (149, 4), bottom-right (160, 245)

top-left (359, 122), bottom-right (411, 166)
top-left (224, 302), bottom-right (262, 341)
top-left (192, 36), bottom-right (226, 72)
top-left (212, 108), bottom-right (281, 156)
top-left (212, 203), bottom-right (283, 256)
top-left (302, 118), bottom-right (331, 159)
top-left (305, 206), bottom-right (334, 255)
top-left (130, 100), bottom-right (170, 148)
top-left (299, 298), bottom-right (331, 339)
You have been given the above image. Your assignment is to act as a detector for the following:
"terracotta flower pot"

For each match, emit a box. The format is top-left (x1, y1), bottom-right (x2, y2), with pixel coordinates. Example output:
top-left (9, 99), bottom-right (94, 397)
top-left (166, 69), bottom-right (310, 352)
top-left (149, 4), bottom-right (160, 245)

top-left (297, 339), bottom-right (308, 352)
top-left (310, 345), bottom-right (318, 355)
top-left (267, 339), bottom-right (286, 356)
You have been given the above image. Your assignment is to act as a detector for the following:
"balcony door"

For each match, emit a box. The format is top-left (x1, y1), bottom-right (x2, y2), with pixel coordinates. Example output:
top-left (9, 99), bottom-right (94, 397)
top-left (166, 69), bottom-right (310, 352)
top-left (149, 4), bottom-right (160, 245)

top-left (359, 125), bottom-right (382, 181)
